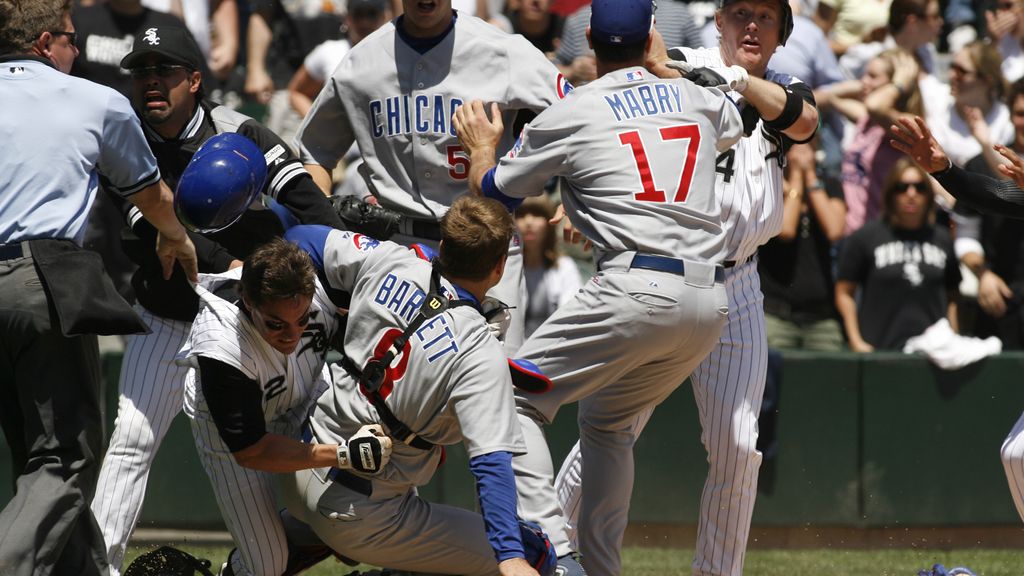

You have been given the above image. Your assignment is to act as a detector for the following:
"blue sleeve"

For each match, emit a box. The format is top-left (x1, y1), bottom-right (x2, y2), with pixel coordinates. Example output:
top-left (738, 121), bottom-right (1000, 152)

top-left (284, 224), bottom-right (333, 273)
top-left (285, 224), bottom-right (353, 307)
top-left (469, 451), bottom-right (524, 562)
top-left (482, 168), bottom-right (523, 211)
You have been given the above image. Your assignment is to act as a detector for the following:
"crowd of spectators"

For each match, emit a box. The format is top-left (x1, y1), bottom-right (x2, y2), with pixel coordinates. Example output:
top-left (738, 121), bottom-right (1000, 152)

top-left (69, 0), bottom-right (1024, 353)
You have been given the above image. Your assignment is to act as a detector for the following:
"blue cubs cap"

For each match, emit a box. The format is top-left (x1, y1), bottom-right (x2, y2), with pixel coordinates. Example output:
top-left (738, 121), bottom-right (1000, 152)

top-left (590, 0), bottom-right (656, 45)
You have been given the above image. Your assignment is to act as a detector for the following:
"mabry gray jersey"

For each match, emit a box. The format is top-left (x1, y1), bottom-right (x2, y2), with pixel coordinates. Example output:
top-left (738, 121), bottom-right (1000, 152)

top-left (296, 13), bottom-right (569, 220)
top-left (309, 231), bottom-right (525, 490)
top-left (493, 66), bottom-right (743, 263)
top-left (676, 46), bottom-right (807, 262)
top-left (180, 268), bottom-right (340, 436)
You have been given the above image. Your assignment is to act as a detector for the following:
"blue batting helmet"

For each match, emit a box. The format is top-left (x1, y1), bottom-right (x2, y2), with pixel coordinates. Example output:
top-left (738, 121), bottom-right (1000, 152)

top-left (175, 133), bottom-right (267, 233)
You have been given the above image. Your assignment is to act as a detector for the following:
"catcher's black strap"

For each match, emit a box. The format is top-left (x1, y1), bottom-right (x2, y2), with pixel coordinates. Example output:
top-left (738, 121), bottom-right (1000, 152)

top-left (339, 267), bottom-right (472, 450)
top-left (123, 546), bottom-right (215, 576)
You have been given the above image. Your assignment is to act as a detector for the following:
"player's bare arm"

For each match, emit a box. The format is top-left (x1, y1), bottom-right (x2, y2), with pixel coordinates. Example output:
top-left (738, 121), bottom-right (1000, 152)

top-left (232, 424), bottom-right (392, 473)
top-left (499, 557), bottom-right (541, 576)
top-left (303, 162), bottom-right (335, 195)
top-left (453, 100), bottom-right (504, 196)
top-left (129, 179), bottom-right (199, 281)
top-left (736, 76), bottom-right (818, 141)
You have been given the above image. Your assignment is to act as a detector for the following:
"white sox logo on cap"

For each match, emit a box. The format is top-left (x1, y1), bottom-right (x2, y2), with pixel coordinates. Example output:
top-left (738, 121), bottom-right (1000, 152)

top-left (143, 28), bottom-right (160, 45)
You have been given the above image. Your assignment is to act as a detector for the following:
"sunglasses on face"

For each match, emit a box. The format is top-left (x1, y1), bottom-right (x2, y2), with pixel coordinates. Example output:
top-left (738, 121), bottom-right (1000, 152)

top-left (51, 30), bottom-right (77, 47)
top-left (129, 64), bottom-right (191, 79)
top-left (894, 181), bottom-right (926, 193)
top-left (950, 63), bottom-right (977, 78)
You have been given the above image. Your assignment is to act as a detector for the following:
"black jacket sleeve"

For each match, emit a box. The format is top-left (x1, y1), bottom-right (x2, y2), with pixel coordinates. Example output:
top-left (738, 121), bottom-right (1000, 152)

top-left (197, 356), bottom-right (267, 453)
top-left (237, 120), bottom-right (346, 229)
top-left (933, 164), bottom-right (1024, 219)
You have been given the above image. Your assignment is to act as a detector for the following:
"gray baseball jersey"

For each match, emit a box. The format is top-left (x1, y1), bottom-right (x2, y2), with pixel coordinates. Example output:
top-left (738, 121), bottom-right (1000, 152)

top-left (296, 13), bottom-right (570, 220)
top-left (307, 231), bottom-right (525, 492)
top-left (493, 66), bottom-right (744, 263)
top-left (554, 48), bottom-right (813, 576)
top-left (483, 65), bottom-right (742, 576)
top-left (678, 46), bottom-right (799, 262)
top-left (178, 268), bottom-right (340, 576)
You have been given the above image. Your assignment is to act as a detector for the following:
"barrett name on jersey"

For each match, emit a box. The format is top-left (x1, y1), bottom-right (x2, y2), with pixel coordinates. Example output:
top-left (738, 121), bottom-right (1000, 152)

top-left (300, 230), bottom-right (525, 491)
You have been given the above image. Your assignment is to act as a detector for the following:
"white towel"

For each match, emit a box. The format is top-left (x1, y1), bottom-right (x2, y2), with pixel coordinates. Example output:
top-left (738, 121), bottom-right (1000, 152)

top-left (902, 319), bottom-right (1002, 370)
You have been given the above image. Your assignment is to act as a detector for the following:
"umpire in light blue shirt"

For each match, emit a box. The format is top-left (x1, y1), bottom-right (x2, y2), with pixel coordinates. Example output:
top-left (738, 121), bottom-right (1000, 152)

top-left (0, 1), bottom-right (198, 574)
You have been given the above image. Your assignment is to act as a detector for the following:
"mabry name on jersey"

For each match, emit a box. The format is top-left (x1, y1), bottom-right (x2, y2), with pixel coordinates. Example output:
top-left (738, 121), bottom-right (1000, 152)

top-left (604, 83), bottom-right (688, 123)
top-left (370, 94), bottom-right (465, 139)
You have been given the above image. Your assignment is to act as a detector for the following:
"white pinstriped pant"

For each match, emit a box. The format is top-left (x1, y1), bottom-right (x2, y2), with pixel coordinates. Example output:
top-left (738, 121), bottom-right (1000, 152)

top-left (91, 307), bottom-right (191, 576)
top-left (555, 260), bottom-right (767, 576)
top-left (1000, 412), bottom-right (1024, 523)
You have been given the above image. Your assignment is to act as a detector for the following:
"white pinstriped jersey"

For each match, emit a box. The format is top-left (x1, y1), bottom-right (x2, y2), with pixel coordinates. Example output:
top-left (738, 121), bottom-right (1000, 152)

top-left (180, 268), bottom-right (341, 441)
top-left (493, 66), bottom-right (744, 262)
top-left (310, 231), bottom-right (525, 491)
top-left (675, 47), bottom-right (802, 261)
top-left (296, 13), bottom-right (569, 221)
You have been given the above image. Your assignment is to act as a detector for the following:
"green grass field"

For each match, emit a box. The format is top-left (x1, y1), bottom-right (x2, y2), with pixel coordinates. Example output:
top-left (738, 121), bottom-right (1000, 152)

top-left (124, 545), bottom-right (1024, 575)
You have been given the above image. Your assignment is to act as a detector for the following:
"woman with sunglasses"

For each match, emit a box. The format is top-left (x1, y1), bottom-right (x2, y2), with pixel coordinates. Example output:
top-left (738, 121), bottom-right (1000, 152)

top-left (925, 40), bottom-right (1012, 169)
top-left (834, 157), bottom-right (961, 352)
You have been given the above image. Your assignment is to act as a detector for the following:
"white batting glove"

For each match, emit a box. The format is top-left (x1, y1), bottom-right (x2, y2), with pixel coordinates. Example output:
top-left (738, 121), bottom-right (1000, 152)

top-left (337, 424), bottom-right (392, 474)
top-left (665, 59), bottom-right (695, 75)
top-left (481, 297), bottom-right (512, 341)
top-left (670, 61), bottom-right (750, 93)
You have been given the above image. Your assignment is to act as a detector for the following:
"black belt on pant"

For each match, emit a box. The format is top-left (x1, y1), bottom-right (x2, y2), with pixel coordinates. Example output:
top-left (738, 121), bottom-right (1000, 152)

top-left (723, 254), bottom-right (756, 268)
top-left (301, 423), bottom-right (373, 497)
top-left (630, 254), bottom-right (725, 284)
top-left (0, 242), bottom-right (28, 261)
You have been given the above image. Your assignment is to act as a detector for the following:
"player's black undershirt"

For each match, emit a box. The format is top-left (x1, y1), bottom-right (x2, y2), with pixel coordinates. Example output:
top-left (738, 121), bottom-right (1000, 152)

top-left (197, 356), bottom-right (267, 453)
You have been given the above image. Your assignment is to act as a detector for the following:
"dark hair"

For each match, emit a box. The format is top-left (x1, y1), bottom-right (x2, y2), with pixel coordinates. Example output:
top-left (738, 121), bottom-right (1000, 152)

top-left (591, 37), bottom-right (647, 64)
top-left (888, 0), bottom-right (930, 33)
top-left (514, 196), bottom-right (560, 269)
top-left (1008, 77), bottom-right (1024, 109)
top-left (0, 0), bottom-right (71, 55)
top-left (881, 157), bottom-right (934, 226)
top-left (437, 195), bottom-right (515, 281)
top-left (241, 238), bottom-right (316, 309)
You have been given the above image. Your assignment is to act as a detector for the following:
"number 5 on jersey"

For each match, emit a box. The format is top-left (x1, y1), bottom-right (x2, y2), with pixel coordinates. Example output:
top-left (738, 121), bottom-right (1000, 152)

top-left (619, 124), bottom-right (701, 203)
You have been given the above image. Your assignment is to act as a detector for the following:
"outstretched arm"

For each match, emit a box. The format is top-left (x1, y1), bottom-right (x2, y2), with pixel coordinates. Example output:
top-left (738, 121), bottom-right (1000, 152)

top-left (891, 116), bottom-right (1024, 218)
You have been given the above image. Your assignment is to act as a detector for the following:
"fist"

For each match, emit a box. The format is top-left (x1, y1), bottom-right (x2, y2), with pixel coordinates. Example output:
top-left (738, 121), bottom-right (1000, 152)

top-left (338, 424), bottom-right (392, 474)
top-left (669, 61), bottom-right (749, 92)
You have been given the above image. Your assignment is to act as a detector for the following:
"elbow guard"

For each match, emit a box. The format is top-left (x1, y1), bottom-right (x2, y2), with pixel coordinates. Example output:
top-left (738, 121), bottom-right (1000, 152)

top-left (763, 87), bottom-right (804, 132)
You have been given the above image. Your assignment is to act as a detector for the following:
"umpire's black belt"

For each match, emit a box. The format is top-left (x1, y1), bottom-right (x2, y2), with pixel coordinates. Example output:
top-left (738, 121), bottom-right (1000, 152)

top-left (630, 254), bottom-right (725, 284)
top-left (0, 242), bottom-right (29, 261)
top-left (398, 218), bottom-right (442, 241)
top-left (301, 424), bottom-right (373, 497)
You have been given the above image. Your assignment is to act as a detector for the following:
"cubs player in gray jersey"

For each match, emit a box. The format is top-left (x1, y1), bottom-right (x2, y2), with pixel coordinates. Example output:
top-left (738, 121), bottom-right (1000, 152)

top-left (178, 239), bottom-right (391, 576)
top-left (294, 0), bottom-right (572, 354)
top-left (552, 1), bottom-right (820, 574)
top-left (279, 196), bottom-right (557, 576)
top-left (453, 0), bottom-right (750, 573)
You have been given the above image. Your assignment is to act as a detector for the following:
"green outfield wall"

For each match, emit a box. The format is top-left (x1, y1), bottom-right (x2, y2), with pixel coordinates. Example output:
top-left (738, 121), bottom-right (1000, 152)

top-left (2, 351), bottom-right (1023, 531)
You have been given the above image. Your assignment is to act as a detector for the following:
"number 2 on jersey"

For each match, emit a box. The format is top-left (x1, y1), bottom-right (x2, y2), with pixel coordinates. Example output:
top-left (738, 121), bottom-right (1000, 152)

top-left (619, 124), bottom-right (701, 203)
